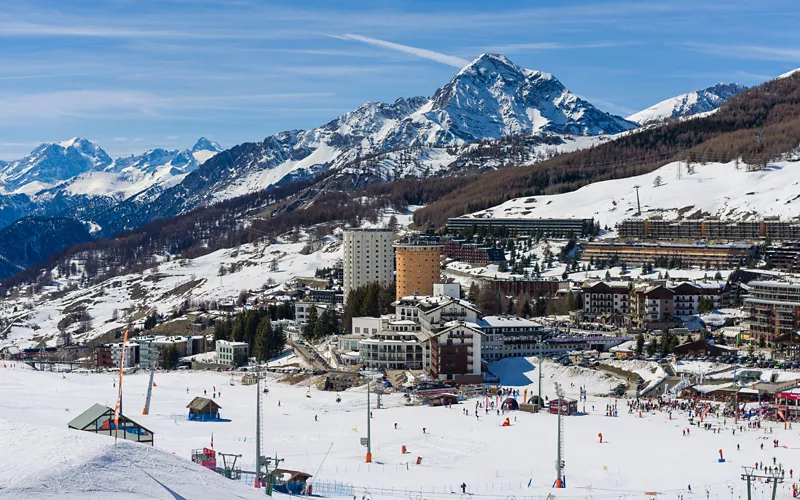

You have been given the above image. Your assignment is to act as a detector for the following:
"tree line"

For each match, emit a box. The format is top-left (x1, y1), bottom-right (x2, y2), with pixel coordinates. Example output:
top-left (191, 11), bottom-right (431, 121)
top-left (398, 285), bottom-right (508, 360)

top-left (214, 309), bottom-right (287, 364)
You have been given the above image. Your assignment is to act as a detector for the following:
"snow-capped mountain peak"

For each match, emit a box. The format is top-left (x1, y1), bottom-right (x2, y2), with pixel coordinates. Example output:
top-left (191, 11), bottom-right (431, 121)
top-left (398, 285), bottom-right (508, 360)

top-left (190, 137), bottom-right (223, 164)
top-left (427, 53), bottom-right (636, 140)
top-left (192, 137), bottom-right (223, 154)
top-left (627, 83), bottom-right (747, 125)
top-left (0, 137), bottom-right (112, 192)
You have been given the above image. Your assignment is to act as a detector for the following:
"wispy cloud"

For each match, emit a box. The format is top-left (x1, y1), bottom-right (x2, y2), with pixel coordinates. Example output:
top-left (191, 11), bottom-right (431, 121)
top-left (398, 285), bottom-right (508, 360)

top-left (334, 34), bottom-right (469, 67)
top-left (682, 42), bottom-right (800, 63)
top-left (0, 90), bottom-right (339, 120)
top-left (480, 41), bottom-right (641, 53)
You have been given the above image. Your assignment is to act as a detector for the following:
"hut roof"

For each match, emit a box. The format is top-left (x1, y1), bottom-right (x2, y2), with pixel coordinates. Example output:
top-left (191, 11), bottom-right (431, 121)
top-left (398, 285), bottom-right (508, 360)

top-left (187, 397), bottom-right (221, 412)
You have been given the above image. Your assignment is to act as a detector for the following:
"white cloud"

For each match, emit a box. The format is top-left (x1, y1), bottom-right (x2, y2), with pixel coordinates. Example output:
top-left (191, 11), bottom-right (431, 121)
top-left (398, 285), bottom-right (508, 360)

top-left (682, 43), bottom-right (800, 63)
top-left (0, 90), bottom-right (338, 120)
top-left (334, 34), bottom-right (469, 68)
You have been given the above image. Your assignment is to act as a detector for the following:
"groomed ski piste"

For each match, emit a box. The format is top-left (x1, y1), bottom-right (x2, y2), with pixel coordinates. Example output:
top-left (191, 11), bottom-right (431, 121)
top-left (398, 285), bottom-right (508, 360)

top-left (1, 359), bottom-right (798, 499)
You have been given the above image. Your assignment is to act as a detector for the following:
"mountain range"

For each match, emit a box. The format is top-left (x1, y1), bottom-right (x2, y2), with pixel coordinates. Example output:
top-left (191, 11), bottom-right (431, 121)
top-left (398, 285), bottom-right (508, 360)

top-left (0, 53), bottom-right (747, 278)
top-left (626, 83), bottom-right (748, 125)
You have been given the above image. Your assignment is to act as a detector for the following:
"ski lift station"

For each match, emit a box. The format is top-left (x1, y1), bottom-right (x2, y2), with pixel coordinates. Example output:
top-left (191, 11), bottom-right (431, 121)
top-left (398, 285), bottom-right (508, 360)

top-left (67, 403), bottom-right (154, 445)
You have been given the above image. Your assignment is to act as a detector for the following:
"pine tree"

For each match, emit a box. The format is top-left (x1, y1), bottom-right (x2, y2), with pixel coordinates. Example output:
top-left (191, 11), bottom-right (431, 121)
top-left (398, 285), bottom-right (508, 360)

top-left (635, 334), bottom-right (644, 354)
top-left (521, 300), bottom-right (533, 318)
top-left (254, 316), bottom-right (274, 362)
top-left (303, 306), bottom-right (319, 341)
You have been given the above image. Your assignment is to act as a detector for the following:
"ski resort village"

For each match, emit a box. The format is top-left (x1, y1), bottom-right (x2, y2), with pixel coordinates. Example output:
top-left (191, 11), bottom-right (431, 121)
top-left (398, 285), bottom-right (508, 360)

top-left (4, 2), bottom-right (800, 499)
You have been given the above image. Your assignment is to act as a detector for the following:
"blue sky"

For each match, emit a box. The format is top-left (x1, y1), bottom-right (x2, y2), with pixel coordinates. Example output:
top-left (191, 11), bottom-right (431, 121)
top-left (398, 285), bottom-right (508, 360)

top-left (0, 0), bottom-right (799, 160)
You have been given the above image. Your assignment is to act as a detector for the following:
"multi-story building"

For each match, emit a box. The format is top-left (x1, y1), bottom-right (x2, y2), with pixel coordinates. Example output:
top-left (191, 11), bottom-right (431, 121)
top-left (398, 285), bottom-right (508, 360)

top-left (744, 281), bottom-right (800, 342)
top-left (342, 229), bottom-right (394, 300)
top-left (479, 316), bottom-right (545, 361)
top-left (582, 241), bottom-right (752, 268)
top-left (418, 321), bottom-right (483, 384)
top-left (394, 237), bottom-right (442, 299)
top-left (446, 217), bottom-right (595, 237)
top-left (95, 345), bottom-right (113, 369)
top-left (617, 217), bottom-right (800, 241)
top-left (309, 288), bottom-right (344, 304)
top-left (111, 342), bottom-right (138, 368)
top-left (359, 319), bottom-right (423, 370)
top-left (765, 242), bottom-right (800, 271)
top-left (134, 336), bottom-right (188, 368)
top-left (216, 340), bottom-right (249, 366)
top-left (629, 285), bottom-right (674, 328)
top-left (494, 279), bottom-right (570, 298)
top-left (442, 239), bottom-right (505, 265)
top-left (582, 281), bottom-right (631, 324)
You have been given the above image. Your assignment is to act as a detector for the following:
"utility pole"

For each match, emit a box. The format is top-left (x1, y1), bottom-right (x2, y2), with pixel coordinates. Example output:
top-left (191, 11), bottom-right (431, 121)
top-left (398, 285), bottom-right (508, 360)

top-left (633, 185), bottom-right (642, 216)
top-left (554, 382), bottom-right (565, 488)
top-left (538, 339), bottom-right (543, 408)
top-left (256, 371), bottom-right (264, 487)
top-left (741, 466), bottom-right (784, 500)
top-left (366, 376), bottom-right (372, 463)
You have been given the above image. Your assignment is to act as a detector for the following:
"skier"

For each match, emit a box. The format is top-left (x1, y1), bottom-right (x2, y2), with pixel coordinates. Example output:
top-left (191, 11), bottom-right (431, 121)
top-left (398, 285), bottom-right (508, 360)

top-left (204, 389), bottom-right (207, 395)
top-left (761, 443), bottom-right (764, 450)
top-left (186, 387), bottom-right (189, 394)
top-left (461, 483), bottom-right (467, 494)
top-left (688, 485), bottom-right (692, 493)
top-left (737, 444), bottom-right (740, 451)
top-left (422, 427), bottom-right (426, 434)
top-left (394, 423), bottom-right (398, 430)
top-left (315, 415), bottom-right (318, 422)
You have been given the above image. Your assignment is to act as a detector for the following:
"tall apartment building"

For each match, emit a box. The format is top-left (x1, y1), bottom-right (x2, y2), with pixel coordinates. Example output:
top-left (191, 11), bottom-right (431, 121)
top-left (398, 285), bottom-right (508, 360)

top-left (342, 229), bottom-right (394, 299)
top-left (394, 238), bottom-right (443, 299)
top-left (617, 217), bottom-right (800, 241)
top-left (745, 281), bottom-right (800, 342)
top-left (582, 281), bottom-right (631, 324)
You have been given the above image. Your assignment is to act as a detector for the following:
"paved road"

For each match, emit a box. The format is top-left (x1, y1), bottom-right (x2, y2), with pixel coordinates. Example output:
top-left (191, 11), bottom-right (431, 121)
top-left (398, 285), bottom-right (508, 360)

top-left (288, 340), bottom-right (331, 371)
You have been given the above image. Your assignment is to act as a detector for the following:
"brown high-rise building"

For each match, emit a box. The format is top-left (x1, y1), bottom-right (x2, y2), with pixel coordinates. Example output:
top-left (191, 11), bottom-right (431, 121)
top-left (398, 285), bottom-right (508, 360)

top-left (394, 240), bottom-right (442, 299)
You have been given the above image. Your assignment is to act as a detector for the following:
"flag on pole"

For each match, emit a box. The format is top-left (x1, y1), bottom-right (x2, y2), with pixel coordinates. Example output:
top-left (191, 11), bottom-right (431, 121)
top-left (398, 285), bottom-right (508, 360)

top-left (114, 329), bottom-right (129, 427)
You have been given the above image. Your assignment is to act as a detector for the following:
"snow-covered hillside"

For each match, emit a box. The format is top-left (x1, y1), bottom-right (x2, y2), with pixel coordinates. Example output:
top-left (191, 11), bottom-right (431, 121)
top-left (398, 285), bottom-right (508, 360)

top-left (0, 209), bottom-right (415, 349)
top-left (1, 416), bottom-right (266, 499)
top-left (627, 83), bottom-right (746, 125)
top-left (467, 158), bottom-right (800, 229)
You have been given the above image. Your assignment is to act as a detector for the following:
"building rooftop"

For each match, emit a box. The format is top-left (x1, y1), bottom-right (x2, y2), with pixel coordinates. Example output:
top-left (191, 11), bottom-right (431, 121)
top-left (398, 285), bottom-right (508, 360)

top-left (478, 316), bottom-right (542, 329)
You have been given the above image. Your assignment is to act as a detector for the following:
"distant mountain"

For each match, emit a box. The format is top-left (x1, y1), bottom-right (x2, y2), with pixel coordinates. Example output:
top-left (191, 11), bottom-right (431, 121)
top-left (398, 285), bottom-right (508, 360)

top-left (627, 83), bottom-right (747, 125)
top-left (0, 138), bottom-right (112, 193)
top-left (0, 217), bottom-right (93, 279)
top-left (0, 137), bottom-right (223, 232)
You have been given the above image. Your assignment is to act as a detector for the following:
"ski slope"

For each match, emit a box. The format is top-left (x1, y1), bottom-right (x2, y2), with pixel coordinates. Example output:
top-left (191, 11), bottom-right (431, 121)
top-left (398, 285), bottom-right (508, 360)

top-left (468, 159), bottom-right (800, 228)
top-left (2, 363), bottom-right (800, 499)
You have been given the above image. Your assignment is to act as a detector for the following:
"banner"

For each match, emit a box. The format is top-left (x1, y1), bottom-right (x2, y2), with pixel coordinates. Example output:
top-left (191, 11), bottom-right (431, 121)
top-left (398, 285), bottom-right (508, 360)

top-left (114, 329), bottom-right (129, 426)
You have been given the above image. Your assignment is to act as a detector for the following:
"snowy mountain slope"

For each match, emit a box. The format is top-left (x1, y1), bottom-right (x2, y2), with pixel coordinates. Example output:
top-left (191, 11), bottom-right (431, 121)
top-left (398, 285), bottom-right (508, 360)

top-left (627, 83), bottom-right (747, 125)
top-left (94, 54), bottom-right (636, 231)
top-left (467, 158), bottom-right (800, 228)
top-left (0, 418), bottom-right (266, 499)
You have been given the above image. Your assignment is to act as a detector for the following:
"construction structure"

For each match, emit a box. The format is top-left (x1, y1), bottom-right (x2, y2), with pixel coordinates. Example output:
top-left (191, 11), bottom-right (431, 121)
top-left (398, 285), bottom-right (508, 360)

top-left (342, 228), bottom-right (395, 299)
top-left (394, 236), bottom-right (442, 299)
top-left (68, 403), bottom-right (154, 445)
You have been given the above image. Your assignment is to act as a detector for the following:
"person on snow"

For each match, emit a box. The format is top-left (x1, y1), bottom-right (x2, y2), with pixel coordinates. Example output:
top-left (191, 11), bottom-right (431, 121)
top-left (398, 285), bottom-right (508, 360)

top-left (315, 415), bottom-right (318, 422)
top-left (422, 427), bottom-right (426, 434)
top-left (461, 483), bottom-right (467, 493)
top-left (394, 423), bottom-right (398, 429)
